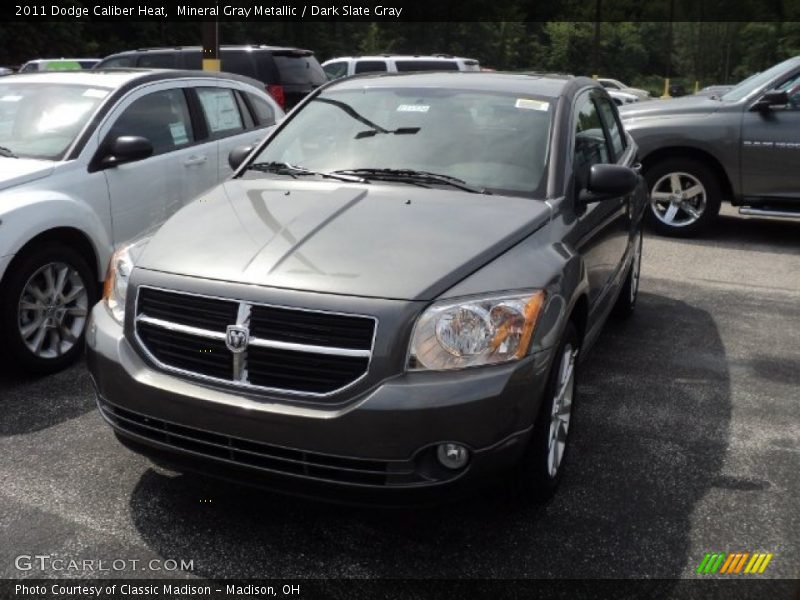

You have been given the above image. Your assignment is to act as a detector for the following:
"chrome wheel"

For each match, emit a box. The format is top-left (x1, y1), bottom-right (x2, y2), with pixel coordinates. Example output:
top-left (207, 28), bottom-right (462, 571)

top-left (17, 262), bottom-right (89, 359)
top-left (650, 172), bottom-right (706, 227)
top-left (547, 343), bottom-right (577, 478)
top-left (630, 232), bottom-right (642, 304)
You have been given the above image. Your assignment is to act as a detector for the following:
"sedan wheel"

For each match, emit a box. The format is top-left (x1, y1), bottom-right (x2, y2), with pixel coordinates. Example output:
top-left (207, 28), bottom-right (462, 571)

top-left (0, 244), bottom-right (97, 375)
top-left (17, 262), bottom-right (89, 359)
top-left (546, 343), bottom-right (577, 478)
top-left (513, 323), bottom-right (580, 503)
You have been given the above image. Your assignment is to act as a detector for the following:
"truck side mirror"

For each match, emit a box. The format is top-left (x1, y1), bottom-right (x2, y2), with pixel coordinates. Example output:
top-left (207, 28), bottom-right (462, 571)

top-left (752, 90), bottom-right (789, 112)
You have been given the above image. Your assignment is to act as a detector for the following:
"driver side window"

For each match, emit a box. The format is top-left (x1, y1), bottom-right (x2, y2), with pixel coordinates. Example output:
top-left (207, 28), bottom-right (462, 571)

top-left (106, 89), bottom-right (194, 156)
top-left (778, 73), bottom-right (800, 109)
top-left (573, 93), bottom-right (611, 190)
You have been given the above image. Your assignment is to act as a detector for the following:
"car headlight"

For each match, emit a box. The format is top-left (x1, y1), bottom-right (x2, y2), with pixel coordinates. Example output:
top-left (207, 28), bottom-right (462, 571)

top-left (408, 290), bottom-right (546, 371)
top-left (102, 237), bottom-right (150, 324)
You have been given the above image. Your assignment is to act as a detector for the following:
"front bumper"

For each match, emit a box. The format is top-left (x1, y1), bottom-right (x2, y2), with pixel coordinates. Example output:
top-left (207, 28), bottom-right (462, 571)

top-left (87, 301), bottom-right (555, 503)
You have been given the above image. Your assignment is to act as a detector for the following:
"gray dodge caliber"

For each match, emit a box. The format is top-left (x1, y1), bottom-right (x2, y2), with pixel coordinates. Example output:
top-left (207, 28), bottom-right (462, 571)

top-left (87, 72), bottom-right (647, 504)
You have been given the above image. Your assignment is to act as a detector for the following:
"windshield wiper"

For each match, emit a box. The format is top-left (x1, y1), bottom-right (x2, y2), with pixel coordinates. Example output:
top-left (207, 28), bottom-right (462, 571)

top-left (0, 146), bottom-right (18, 158)
top-left (246, 161), bottom-right (367, 183)
top-left (355, 127), bottom-right (420, 139)
top-left (332, 168), bottom-right (491, 194)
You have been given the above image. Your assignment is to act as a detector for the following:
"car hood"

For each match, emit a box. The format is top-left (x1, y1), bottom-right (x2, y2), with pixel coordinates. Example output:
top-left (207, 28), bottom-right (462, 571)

top-left (619, 95), bottom-right (722, 120)
top-left (0, 157), bottom-right (54, 191)
top-left (138, 178), bottom-right (551, 301)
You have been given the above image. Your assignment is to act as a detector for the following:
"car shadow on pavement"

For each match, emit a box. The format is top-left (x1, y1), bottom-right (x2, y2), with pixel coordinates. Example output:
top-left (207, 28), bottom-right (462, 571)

top-left (127, 290), bottom-right (731, 587)
top-left (0, 359), bottom-right (95, 435)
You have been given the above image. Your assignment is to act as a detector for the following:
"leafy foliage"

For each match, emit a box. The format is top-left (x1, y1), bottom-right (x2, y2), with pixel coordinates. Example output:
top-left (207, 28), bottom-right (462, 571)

top-left (0, 19), bottom-right (797, 88)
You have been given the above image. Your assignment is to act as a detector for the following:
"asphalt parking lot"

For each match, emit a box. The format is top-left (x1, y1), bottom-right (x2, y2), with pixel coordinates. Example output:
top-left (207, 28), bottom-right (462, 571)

top-left (1, 206), bottom-right (798, 586)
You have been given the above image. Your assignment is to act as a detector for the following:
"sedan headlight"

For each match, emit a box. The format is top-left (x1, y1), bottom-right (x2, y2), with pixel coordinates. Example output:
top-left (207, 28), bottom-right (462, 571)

top-left (408, 290), bottom-right (546, 371)
top-left (102, 237), bottom-right (150, 324)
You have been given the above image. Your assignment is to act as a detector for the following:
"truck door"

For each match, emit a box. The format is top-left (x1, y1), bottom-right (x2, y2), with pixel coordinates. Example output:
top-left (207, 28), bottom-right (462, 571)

top-left (740, 71), bottom-right (800, 201)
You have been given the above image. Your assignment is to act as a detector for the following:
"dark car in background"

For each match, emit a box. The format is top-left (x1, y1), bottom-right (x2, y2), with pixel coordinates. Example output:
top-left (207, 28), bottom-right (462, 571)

top-left (87, 72), bottom-right (646, 504)
top-left (621, 55), bottom-right (800, 236)
top-left (95, 46), bottom-right (327, 109)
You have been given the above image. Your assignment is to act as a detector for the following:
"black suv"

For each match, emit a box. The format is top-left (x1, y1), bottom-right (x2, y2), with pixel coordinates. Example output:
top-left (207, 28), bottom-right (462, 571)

top-left (95, 45), bottom-right (326, 109)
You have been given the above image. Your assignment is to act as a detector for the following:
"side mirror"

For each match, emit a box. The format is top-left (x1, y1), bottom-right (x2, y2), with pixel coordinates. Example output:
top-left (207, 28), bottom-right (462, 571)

top-left (579, 164), bottom-right (639, 204)
top-left (98, 136), bottom-right (153, 169)
top-left (752, 90), bottom-right (788, 112)
top-left (228, 145), bottom-right (254, 171)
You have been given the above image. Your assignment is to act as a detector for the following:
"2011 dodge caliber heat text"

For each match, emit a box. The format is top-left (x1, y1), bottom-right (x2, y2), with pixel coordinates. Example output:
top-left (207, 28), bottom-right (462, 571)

top-left (87, 72), bottom-right (647, 503)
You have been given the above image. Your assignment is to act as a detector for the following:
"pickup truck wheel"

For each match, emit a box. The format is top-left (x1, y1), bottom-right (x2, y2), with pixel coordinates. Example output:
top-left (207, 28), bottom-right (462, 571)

top-left (612, 229), bottom-right (643, 319)
top-left (645, 159), bottom-right (722, 237)
top-left (0, 244), bottom-right (96, 375)
top-left (513, 323), bottom-right (579, 503)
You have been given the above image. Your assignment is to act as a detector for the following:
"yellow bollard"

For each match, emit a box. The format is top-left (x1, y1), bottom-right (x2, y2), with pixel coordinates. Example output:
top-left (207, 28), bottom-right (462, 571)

top-left (661, 78), bottom-right (671, 99)
top-left (202, 59), bottom-right (221, 72)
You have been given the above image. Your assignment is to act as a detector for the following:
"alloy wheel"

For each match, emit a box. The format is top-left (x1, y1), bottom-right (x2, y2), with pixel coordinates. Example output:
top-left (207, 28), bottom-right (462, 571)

top-left (17, 262), bottom-right (89, 359)
top-left (650, 172), bottom-right (707, 227)
top-left (630, 232), bottom-right (643, 304)
top-left (547, 343), bottom-right (577, 478)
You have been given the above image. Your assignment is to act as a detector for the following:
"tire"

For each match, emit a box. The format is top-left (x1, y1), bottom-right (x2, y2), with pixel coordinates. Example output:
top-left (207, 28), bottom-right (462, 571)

top-left (612, 228), bottom-right (643, 319)
top-left (644, 158), bottom-right (722, 237)
top-left (0, 243), bottom-right (97, 375)
top-left (513, 322), bottom-right (580, 503)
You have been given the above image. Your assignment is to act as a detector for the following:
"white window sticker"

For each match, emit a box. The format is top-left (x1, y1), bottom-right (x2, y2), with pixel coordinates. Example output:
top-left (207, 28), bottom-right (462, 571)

top-left (397, 104), bottom-right (430, 113)
top-left (169, 122), bottom-right (189, 145)
top-left (82, 88), bottom-right (109, 99)
top-left (0, 95), bottom-right (22, 102)
top-left (515, 98), bottom-right (549, 111)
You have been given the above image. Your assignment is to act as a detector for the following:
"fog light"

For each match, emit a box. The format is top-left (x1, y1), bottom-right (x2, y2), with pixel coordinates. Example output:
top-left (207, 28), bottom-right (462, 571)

top-left (436, 443), bottom-right (469, 470)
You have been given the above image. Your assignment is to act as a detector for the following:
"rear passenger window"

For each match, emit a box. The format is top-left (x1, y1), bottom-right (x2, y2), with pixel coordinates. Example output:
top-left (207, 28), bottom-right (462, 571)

top-left (220, 51), bottom-right (256, 78)
top-left (196, 88), bottom-right (244, 136)
top-left (100, 56), bottom-right (135, 69)
top-left (395, 61), bottom-right (459, 72)
top-left (246, 93), bottom-right (276, 126)
top-left (323, 61), bottom-right (348, 80)
top-left (137, 54), bottom-right (177, 69)
top-left (595, 97), bottom-right (626, 159)
top-left (273, 55), bottom-right (327, 86)
top-left (108, 89), bottom-right (193, 155)
top-left (354, 61), bottom-right (388, 74)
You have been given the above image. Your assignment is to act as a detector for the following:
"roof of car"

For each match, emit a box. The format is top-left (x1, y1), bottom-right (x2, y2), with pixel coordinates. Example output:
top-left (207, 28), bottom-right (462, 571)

top-left (324, 55), bottom-right (477, 62)
top-left (108, 45), bottom-right (312, 54)
top-left (328, 71), bottom-right (592, 98)
top-left (1, 68), bottom-right (267, 90)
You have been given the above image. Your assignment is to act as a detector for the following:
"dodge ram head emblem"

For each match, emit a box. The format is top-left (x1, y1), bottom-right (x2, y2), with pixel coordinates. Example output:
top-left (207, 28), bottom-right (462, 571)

top-left (225, 325), bottom-right (249, 354)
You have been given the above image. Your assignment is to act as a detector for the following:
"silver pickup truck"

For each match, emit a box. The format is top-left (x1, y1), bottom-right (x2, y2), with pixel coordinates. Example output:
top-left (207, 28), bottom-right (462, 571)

top-left (621, 55), bottom-right (800, 236)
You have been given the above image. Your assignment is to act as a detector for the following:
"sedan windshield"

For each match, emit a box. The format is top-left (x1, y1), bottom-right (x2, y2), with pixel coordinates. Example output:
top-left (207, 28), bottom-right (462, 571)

top-left (0, 82), bottom-right (110, 160)
top-left (251, 87), bottom-right (553, 197)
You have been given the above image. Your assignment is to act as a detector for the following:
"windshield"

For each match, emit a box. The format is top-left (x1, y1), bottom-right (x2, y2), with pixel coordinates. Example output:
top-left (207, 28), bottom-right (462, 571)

top-left (0, 82), bottom-right (110, 160)
top-left (251, 87), bottom-right (552, 197)
top-left (721, 58), bottom-right (800, 102)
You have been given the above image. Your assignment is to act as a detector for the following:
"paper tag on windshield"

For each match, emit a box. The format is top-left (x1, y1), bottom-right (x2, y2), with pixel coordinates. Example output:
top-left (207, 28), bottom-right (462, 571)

top-left (83, 88), bottom-right (109, 99)
top-left (397, 104), bottom-right (430, 113)
top-left (515, 98), bottom-right (549, 111)
top-left (0, 95), bottom-right (22, 102)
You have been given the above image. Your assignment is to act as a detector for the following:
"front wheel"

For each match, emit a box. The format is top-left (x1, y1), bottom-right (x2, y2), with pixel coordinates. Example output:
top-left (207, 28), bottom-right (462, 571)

top-left (0, 244), bottom-right (97, 375)
top-left (644, 158), bottom-right (722, 237)
top-left (513, 323), bottom-right (579, 503)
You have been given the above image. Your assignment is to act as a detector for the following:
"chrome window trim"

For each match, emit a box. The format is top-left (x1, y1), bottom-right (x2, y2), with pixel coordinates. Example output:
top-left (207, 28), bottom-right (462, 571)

top-left (132, 284), bottom-right (378, 399)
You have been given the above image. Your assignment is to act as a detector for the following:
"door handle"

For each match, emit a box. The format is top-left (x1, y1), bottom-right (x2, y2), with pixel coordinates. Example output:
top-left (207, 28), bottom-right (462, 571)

top-left (183, 155), bottom-right (207, 167)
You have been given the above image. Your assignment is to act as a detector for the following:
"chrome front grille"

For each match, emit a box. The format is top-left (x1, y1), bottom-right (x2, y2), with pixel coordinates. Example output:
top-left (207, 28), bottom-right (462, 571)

top-left (134, 286), bottom-right (376, 397)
